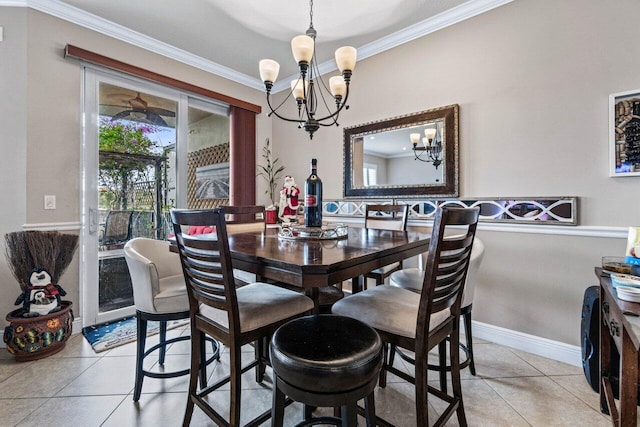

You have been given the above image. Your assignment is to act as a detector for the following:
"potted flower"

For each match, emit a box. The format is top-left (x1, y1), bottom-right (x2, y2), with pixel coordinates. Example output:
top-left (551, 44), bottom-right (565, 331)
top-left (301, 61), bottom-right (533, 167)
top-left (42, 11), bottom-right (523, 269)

top-left (3, 230), bottom-right (78, 361)
top-left (257, 138), bottom-right (285, 224)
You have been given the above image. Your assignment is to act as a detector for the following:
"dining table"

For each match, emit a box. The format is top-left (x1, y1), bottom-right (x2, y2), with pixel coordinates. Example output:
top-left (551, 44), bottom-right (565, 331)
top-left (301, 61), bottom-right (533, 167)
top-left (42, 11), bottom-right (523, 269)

top-left (226, 225), bottom-right (431, 311)
top-left (170, 224), bottom-right (432, 311)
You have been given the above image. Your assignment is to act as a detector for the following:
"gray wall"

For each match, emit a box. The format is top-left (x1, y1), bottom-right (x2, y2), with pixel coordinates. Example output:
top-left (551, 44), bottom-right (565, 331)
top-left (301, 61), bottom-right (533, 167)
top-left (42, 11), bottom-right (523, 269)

top-left (387, 156), bottom-right (441, 185)
top-left (363, 153), bottom-right (388, 185)
top-left (0, 8), bottom-right (28, 312)
top-left (271, 0), bottom-right (638, 346)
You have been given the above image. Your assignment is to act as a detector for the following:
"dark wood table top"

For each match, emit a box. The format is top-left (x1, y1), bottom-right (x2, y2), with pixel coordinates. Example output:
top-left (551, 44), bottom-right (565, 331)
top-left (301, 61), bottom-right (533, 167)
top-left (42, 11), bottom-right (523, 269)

top-left (228, 226), bottom-right (431, 289)
top-left (170, 226), bottom-right (431, 289)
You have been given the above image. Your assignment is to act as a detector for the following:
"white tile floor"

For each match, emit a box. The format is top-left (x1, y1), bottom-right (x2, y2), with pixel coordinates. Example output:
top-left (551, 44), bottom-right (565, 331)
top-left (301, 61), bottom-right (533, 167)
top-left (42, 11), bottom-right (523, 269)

top-left (0, 327), bottom-right (612, 426)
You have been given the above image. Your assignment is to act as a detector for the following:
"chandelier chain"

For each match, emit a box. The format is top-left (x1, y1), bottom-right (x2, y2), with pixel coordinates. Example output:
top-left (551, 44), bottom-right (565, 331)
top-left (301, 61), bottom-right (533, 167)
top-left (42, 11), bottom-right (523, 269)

top-left (309, 0), bottom-right (314, 29)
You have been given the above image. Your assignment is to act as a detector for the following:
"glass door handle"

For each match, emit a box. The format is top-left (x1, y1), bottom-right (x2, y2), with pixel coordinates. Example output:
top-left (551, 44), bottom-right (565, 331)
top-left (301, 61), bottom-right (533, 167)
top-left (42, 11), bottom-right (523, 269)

top-left (89, 208), bottom-right (99, 234)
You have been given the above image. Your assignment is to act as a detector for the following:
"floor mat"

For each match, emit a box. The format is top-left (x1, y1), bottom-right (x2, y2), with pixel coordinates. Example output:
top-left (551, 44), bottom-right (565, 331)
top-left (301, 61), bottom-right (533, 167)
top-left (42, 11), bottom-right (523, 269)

top-left (82, 316), bottom-right (189, 353)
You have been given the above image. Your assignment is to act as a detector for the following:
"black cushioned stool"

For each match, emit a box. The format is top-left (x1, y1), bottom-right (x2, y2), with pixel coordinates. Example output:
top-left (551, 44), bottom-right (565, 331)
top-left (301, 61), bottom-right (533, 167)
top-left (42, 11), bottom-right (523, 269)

top-left (270, 315), bottom-right (383, 427)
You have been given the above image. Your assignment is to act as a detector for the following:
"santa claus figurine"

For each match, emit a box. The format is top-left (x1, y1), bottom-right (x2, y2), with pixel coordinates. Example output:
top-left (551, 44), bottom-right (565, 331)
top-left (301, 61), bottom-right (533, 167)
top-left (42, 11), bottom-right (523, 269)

top-left (279, 175), bottom-right (300, 223)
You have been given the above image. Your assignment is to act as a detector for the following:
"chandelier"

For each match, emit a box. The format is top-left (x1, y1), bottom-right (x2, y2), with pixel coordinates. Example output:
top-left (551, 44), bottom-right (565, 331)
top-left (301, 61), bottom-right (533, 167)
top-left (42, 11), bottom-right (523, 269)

top-left (410, 127), bottom-right (443, 169)
top-left (258, 0), bottom-right (357, 139)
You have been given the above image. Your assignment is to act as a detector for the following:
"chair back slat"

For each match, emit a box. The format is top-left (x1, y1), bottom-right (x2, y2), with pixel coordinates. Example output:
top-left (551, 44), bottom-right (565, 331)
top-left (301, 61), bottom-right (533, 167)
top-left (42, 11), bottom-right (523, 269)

top-left (437, 251), bottom-right (471, 277)
top-left (417, 206), bottom-right (479, 341)
top-left (171, 208), bottom-right (242, 331)
top-left (365, 204), bottom-right (409, 231)
top-left (187, 278), bottom-right (227, 310)
top-left (181, 263), bottom-right (225, 291)
top-left (180, 254), bottom-right (228, 309)
top-left (441, 234), bottom-right (474, 252)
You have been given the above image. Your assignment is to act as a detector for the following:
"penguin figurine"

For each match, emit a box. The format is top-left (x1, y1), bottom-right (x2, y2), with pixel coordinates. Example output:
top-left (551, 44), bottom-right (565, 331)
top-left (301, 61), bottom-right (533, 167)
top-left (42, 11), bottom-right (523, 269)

top-left (14, 269), bottom-right (66, 317)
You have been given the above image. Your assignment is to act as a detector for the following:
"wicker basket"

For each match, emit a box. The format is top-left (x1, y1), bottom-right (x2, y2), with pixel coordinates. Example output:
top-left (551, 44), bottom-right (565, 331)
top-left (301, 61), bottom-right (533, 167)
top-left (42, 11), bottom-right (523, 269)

top-left (4, 301), bottom-right (73, 361)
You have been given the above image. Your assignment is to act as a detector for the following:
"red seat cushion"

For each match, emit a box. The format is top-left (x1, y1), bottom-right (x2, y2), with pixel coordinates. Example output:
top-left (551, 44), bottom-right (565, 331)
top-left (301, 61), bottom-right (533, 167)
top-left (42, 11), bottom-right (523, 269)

top-left (187, 225), bottom-right (216, 235)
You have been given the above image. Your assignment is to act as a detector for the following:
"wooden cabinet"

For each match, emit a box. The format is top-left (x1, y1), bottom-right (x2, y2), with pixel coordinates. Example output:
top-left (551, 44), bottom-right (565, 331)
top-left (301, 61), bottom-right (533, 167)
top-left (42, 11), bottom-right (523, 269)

top-left (598, 268), bottom-right (640, 426)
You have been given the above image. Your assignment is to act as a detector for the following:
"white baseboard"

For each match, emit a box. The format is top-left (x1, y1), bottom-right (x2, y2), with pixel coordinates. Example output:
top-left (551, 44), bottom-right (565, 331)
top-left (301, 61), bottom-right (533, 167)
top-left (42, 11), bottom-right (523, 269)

top-left (0, 317), bottom-right (83, 349)
top-left (72, 317), bottom-right (82, 335)
top-left (472, 320), bottom-right (582, 367)
top-left (0, 316), bottom-right (583, 368)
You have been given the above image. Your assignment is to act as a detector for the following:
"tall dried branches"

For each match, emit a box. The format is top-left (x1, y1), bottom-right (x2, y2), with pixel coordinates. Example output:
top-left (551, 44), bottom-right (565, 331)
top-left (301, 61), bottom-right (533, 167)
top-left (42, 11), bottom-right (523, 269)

top-left (4, 231), bottom-right (79, 290)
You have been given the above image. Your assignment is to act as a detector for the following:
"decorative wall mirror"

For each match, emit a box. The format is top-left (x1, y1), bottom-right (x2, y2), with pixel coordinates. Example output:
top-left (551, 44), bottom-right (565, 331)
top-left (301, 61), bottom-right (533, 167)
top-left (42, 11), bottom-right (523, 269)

top-left (343, 104), bottom-right (459, 198)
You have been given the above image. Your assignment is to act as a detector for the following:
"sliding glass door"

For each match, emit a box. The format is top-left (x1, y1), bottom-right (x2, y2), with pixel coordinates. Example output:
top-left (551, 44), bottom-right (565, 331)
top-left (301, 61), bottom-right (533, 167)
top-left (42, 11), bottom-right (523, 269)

top-left (82, 68), bottom-right (229, 327)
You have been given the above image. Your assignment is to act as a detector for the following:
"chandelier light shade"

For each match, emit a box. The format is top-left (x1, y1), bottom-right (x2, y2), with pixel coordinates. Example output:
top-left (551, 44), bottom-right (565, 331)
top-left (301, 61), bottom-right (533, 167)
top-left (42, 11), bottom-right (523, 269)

top-left (259, 59), bottom-right (280, 83)
top-left (335, 47), bottom-right (357, 72)
top-left (411, 126), bottom-right (443, 169)
top-left (291, 35), bottom-right (314, 63)
top-left (258, 0), bottom-right (357, 139)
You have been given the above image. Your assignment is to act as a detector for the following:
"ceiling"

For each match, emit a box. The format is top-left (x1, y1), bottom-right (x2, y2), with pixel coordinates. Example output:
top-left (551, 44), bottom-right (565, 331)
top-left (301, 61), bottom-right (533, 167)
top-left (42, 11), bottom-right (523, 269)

top-left (363, 120), bottom-right (443, 157)
top-left (34, 0), bottom-right (511, 91)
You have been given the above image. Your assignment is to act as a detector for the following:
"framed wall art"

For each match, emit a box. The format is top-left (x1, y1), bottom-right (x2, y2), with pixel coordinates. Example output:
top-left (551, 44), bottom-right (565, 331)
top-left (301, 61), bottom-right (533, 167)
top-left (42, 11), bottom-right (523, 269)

top-left (195, 162), bottom-right (230, 199)
top-left (610, 89), bottom-right (640, 177)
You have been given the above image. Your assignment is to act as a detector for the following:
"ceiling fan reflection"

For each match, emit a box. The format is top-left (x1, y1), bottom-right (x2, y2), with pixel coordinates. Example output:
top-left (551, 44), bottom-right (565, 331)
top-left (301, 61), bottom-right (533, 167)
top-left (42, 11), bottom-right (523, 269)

top-left (110, 93), bottom-right (175, 127)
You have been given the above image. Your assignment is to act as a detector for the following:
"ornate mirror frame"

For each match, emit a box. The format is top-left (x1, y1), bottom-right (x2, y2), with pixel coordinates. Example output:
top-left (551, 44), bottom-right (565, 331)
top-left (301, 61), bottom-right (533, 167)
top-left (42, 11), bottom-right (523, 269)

top-left (343, 104), bottom-right (459, 198)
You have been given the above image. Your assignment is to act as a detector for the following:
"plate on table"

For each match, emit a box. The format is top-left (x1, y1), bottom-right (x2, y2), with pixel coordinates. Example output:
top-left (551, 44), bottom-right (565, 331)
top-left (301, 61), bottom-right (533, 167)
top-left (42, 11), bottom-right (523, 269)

top-left (616, 286), bottom-right (640, 303)
top-left (610, 273), bottom-right (640, 289)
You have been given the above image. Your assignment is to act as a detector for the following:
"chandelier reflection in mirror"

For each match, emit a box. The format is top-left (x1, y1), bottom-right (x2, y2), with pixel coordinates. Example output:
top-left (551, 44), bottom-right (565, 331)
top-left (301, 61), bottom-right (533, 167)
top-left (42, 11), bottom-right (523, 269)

top-left (410, 125), bottom-right (443, 169)
top-left (258, 0), bottom-right (357, 139)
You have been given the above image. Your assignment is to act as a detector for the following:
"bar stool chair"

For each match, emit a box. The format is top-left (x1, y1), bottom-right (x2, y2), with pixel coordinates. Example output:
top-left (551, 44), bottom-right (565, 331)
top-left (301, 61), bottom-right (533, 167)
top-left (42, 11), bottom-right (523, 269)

top-left (333, 206), bottom-right (480, 426)
top-left (388, 238), bottom-right (485, 391)
top-left (123, 237), bottom-right (219, 402)
top-left (362, 204), bottom-right (409, 289)
top-left (270, 315), bottom-right (383, 427)
top-left (171, 208), bottom-right (314, 427)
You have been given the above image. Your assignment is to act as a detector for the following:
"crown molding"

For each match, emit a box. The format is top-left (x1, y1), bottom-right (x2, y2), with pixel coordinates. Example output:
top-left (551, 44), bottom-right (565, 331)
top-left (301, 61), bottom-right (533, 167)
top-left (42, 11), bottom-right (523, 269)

top-left (4, 0), bottom-right (513, 93)
top-left (6, 0), bottom-right (264, 90)
top-left (273, 0), bottom-right (514, 93)
top-left (357, 0), bottom-right (514, 61)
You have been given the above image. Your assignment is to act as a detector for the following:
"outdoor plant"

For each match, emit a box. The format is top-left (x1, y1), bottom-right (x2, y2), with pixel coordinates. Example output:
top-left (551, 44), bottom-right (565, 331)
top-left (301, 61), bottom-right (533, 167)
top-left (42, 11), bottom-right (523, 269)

top-left (99, 119), bottom-right (159, 155)
top-left (98, 118), bottom-right (161, 210)
top-left (257, 138), bottom-right (285, 207)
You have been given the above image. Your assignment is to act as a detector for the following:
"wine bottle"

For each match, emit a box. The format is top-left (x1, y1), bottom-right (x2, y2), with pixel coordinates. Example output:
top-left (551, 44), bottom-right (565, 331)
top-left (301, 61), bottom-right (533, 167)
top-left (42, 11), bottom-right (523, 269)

top-left (305, 158), bottom-right (323, 227)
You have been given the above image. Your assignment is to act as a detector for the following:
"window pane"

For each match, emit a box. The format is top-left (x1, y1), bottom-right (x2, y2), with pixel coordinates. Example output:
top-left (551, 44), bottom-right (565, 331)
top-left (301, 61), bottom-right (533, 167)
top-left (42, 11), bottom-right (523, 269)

top-left (97, 83), bottom-right (177, 313)
top-left (186, 101), bottom-right (230, 209)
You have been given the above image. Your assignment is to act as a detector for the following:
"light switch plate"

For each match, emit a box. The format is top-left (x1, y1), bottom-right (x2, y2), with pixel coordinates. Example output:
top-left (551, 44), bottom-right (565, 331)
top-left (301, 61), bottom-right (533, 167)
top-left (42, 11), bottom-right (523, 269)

top-left (0, 27), bottom-right (3, 42)
top-left (44, 195), bottom-right (56, 210)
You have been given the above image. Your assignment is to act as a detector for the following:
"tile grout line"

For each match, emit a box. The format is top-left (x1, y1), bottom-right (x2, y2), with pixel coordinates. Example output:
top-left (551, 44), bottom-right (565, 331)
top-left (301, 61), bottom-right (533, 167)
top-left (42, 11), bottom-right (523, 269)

top-left (99, 393), bottom-right (130, 426)
top-left (6, 348), bottom-right (113, 425)
top-left (11, 395), bottom-right (53, 427)
top-left (480, 377), bottom-right (533, 427)
top-left (504, 345), bottom-right (547, 376)
top-left (546, 375), bottom-right (610, 419)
